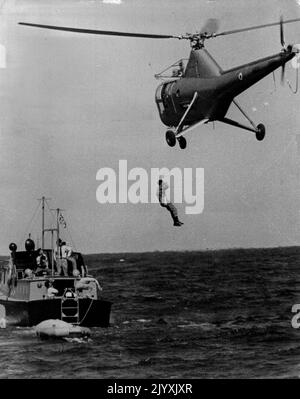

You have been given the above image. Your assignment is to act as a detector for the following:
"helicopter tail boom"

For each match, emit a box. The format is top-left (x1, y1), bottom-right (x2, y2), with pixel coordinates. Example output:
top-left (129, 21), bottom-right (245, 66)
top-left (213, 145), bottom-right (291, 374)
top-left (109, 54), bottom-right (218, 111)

top-left (220, 50), bottom-right (295, 98)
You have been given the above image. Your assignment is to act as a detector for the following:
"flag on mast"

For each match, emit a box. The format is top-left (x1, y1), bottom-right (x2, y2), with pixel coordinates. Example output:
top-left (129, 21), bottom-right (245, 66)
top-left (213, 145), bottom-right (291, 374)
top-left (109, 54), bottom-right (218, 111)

top-left (59, 212), bottom-right (67, 228)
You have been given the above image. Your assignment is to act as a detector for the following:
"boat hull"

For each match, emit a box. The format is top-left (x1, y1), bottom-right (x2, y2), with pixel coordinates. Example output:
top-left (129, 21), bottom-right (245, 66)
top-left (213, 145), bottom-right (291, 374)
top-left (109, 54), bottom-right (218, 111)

top-left (0, 298), bottom-right (112, 327)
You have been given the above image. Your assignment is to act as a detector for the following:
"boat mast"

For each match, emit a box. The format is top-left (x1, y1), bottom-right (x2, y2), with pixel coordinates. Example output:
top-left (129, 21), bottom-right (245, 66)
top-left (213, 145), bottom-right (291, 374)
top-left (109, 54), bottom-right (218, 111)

top-left (38, 196), bottom-right (51, 249)
top-left (38, 196), bottom-right (58, 275)
top-left (56, 208), bottom-right (59, 245)
top-left (42, 196), bottom-right (45, 249)
top-left (55, 208), bottom-right (61, 245)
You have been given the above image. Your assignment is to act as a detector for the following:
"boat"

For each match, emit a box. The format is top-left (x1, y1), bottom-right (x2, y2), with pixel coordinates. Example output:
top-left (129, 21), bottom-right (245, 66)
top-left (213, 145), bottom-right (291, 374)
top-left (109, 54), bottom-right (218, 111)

top-left (0, 197), bottom-right (112, 327)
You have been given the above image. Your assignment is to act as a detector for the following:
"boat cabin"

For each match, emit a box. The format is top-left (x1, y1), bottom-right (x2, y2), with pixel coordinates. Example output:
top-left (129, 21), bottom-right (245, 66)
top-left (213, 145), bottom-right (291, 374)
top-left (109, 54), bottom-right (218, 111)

top-left (12, 249), bottom-right (87, 279)
top-left (0, 239), bottom-right (100, 302)
top-left (0, 198), bottom-right (111, 327)
top-left (0, 248), bottom-right (100, 303)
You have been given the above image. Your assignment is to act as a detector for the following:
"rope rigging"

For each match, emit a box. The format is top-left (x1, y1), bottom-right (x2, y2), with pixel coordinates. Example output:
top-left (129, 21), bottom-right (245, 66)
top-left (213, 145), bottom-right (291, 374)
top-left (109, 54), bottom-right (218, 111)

top-left (19, 199), bottom-right (42, 248)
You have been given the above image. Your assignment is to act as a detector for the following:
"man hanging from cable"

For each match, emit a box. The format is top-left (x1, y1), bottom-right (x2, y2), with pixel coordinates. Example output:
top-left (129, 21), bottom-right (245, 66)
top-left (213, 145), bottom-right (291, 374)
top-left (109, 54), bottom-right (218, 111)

top-left (157, 177), bottom-right (184, 227)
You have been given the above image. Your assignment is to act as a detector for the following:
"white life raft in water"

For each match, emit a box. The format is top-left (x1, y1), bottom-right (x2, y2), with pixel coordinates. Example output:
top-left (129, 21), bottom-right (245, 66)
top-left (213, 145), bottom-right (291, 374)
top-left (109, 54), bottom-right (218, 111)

top-left (35, 319), bottom-right (91, 339)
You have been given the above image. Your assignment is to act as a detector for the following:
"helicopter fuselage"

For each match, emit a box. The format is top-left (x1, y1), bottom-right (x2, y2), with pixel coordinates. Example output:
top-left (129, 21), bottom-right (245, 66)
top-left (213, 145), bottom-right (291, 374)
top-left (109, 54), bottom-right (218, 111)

top-left (155, 48), bottom-right (295, 128)
top-left (17, 17), bottom-right (300, 148)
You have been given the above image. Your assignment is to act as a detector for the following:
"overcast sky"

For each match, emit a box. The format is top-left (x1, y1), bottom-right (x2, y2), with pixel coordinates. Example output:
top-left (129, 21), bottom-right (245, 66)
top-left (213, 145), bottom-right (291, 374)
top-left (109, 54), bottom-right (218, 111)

top-left (0, 0), bottom-right (299, 254)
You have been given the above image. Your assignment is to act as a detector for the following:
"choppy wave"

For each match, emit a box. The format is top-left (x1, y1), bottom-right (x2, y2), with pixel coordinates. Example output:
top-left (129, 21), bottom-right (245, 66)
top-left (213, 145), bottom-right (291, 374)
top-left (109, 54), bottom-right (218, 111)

top-left (1, 247), bottom-right (300, 378)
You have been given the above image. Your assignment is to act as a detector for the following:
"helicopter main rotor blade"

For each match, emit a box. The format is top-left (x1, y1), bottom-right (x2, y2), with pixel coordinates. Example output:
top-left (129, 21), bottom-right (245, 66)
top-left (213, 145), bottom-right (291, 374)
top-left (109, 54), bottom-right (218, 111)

top-left (18, 22), bottom-right (180, 39)
top-left (214, 17), bottom-right (300, 38)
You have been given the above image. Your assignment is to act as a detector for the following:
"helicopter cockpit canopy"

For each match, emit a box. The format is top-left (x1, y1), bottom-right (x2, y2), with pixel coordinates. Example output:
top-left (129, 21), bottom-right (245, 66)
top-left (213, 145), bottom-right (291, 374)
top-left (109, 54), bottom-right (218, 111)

top-left (154, 58), bottom-right (188, 81)
top-left (155, 81), bottom-right (175, 117)
top-left (155, 80), bottom-right (179, 126)
top-left (155, 82), bottom-right (166, 115)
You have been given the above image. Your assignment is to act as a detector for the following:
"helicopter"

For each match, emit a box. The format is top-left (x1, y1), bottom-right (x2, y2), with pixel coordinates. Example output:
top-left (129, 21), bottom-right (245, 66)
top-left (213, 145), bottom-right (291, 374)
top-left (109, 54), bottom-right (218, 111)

top-left (19, 17), bottom-right (300, 149)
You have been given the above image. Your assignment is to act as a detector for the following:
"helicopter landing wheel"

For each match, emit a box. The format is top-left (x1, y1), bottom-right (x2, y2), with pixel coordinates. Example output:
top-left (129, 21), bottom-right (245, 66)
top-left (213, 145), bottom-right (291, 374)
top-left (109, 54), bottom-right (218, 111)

top-left (166, 130), bottom-right (176, 147)
top-left (177, 136), bottom-right (187, 149)
top-left (255, 124), bottom-right (265, 141)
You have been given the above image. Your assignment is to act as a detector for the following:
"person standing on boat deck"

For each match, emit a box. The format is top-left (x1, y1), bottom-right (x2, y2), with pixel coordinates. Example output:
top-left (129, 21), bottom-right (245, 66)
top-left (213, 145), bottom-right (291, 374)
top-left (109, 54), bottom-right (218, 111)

top-left (54, 239), bottom-right (68, 276)
top-left (77, 253), bottom-right (88, 277)
top-left (35, 249), bottom-right (50, 276)
top-left (157, 178), bottom-right (184, 226)
top-left (8, 243), bottom-right (17, 292)
top-left (61, 242), bottom-right (77, 277)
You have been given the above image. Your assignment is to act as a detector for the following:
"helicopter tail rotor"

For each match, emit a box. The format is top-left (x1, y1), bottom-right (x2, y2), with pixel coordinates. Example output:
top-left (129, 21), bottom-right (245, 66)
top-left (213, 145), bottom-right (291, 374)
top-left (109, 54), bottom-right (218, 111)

top-left (280, 16), bottom-right (286, 85)
top-left (280, 42), bottom-right (300, 85)
top-left (291, 43), bottom-right (300, 53)
top-left (279, 16), bottom-right (298, 85)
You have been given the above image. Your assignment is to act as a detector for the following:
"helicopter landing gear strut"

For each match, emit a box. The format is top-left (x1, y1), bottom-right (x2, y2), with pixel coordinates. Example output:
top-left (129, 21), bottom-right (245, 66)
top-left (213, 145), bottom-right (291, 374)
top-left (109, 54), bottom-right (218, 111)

top-left (165, 91), bottom-right (210, 149)
top-left (165, 130), bottom-right (187, 149)
top-left (220, 117), bottom-right (266, 141)
top-left (255, 124), bottom-right (265, 141)
top-left (165, 117), bottom-right (209, 149)
top-left (219, 99), bottom-right (266, 141)
top-left (177, 136), bottom-right (187, 149)
top-left (165, 92), bottom-right (199, 149)
top-left (166, 130), bottom-right (176, 147)
top-left (166, 91), bottom-right (198, 149)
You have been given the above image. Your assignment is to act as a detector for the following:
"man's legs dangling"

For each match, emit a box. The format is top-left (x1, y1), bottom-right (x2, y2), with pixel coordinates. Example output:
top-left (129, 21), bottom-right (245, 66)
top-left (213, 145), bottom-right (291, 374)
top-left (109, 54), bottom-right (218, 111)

top-left (160, 202), bottom-right (183, 226)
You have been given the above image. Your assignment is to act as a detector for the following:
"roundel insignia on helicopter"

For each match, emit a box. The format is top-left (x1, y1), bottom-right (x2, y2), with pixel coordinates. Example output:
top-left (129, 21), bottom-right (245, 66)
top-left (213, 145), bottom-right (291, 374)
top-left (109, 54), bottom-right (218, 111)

top-left (238, 72), bottom-right (243, 80)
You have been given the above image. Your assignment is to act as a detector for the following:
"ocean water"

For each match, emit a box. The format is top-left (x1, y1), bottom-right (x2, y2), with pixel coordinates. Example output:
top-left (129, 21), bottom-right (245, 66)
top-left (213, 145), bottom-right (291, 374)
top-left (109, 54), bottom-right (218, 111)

top-left (0, 247), bottom-right (300, 379)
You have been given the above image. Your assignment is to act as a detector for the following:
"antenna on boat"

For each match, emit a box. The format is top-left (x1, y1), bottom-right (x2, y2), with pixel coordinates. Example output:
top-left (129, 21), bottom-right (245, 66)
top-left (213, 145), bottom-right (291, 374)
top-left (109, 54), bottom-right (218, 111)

top-left (38, 196), bottom-right (59, 275)
top-left (38, 196), bottom-right (51, 249)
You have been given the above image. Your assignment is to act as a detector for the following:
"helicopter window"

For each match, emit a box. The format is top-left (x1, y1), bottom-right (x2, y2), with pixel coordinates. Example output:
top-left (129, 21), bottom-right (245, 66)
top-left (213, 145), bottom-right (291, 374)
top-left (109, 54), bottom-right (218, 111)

top-left (162, 83), bottom-right (174, 109)
top-left (157, 102), bottom-right (164, 114)
top-left (164, 82), bottom-right (172, 96)
top-left (176, 89), bottom-right (180, 98)
top-left (155, 83), bottom-right (167, 114)
top-left (155, 83), bottom-right (164, 102)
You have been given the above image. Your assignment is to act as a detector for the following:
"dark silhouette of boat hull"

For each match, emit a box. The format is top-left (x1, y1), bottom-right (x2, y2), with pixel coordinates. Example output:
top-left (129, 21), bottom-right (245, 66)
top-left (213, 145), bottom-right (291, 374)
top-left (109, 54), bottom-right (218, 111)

top-left (0, 296), bottom-right (112, 327)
